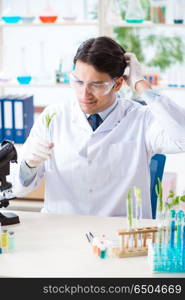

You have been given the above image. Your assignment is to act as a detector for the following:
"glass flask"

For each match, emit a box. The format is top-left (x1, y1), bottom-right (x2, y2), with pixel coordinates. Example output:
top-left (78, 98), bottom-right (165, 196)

top-left (173, 0), bottom-right (185, 24)
top-left (39, 0), bottom-right (58, 23)
top-left (125, 0), bottom-right (145, 23)
top-left (1, 7), bottom-right (21, 24)
top-left (17, 46), bottom-right (32, 85)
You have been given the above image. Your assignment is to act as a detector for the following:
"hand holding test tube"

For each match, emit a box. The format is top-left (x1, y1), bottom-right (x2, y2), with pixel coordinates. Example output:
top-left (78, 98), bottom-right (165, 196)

top-left (44, 112), bottom-right (56, 171)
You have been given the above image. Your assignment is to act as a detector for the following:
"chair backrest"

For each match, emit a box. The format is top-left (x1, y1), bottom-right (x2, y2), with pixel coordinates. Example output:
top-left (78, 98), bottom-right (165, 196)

top-left (150, 154), bottom-right (166, 219)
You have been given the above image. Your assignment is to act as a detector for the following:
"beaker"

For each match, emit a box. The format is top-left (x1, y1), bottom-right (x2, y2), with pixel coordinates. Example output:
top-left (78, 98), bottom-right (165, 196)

top-left (1, 7), bottom-right (21, 24)
top-left (22, 0), bottom-right (35, 24)
top-left (39, 0), bottom-right (58, 23)
top-left (125, 0), bottom-right (145, 23)
top-left (17, 46), bottom-right (32, 85)
top-left (173, 0), bottom-right (184, 24)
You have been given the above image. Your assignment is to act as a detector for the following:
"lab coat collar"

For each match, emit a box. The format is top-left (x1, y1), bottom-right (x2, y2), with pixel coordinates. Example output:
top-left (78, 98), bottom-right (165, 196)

top-left (72, 94), bottom-right (131, 134)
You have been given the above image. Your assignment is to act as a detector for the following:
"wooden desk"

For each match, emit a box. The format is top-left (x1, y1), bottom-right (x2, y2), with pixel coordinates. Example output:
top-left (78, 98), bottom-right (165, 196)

top-left (0, 211), bottom-right (185, 278)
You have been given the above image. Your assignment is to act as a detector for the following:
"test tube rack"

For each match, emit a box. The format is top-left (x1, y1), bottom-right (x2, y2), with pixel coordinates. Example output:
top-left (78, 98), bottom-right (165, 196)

top-left (148, 243), bottom-right (185, 272)
top-left (114, 226), bottom-right (158, 258)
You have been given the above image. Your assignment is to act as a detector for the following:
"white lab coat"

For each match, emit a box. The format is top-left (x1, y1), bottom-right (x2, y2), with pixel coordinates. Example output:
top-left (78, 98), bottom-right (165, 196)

top-left (14, 90), bottom-right (185, 218)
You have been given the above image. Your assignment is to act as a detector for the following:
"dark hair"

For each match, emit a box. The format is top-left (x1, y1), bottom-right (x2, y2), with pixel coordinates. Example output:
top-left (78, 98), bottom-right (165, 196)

top-left (73, 36), bottom-right (127, 78)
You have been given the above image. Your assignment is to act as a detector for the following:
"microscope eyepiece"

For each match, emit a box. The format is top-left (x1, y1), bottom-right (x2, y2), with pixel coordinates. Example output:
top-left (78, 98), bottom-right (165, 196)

top-left (0, 140), bottom-right (17, 168)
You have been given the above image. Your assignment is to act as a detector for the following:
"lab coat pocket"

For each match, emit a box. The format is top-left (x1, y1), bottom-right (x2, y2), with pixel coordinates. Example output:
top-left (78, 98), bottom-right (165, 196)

top-left (109, 141), bottom-right (136, 177)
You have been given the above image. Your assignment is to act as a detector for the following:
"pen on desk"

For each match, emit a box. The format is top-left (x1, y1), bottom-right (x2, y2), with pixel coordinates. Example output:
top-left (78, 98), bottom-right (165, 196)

top-left (86, 233), bottom-right (91, 243)
top-left (89, 232), bottom-right (94, 239)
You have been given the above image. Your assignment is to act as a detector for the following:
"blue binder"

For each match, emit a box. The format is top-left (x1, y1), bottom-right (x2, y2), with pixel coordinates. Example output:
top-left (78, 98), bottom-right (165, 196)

top-left (3, 95), bottom-right (14, 141)
top-left (0, 96), bottom-right (5, 142)
top-left (13, 94), bottom-right (34, 144)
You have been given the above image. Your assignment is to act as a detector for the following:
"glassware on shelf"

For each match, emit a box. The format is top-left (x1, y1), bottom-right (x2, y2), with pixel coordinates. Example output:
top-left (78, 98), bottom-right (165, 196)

top-left (150, 0), bottom-right (167, 24)
top-left (55, 58), bottom-right (72, 84)
top-left (1, 7), bottom-right (22, 24)
top-left (106, 0), bottom-right (122, 24)
top-left (55, 59), bottom-right (63, 83)
top-left (173, 0), bottom-right (185, 24)
top-left (1, 16), bottom-right (22, 24)
top-left (83, 0), bottom-right (97, 20)
top-left (39, 0), bottom-right (58, 23)
top-left (21, 0), bottom-right (36, 24)
top-left (125, 0), bottom-right (145, 23)
top-left (21, 16), bottom-right (35, 24)
top-left (61, 0), bottom-right (77, 21)
top-left (17, 46), bottom-right (32, 85)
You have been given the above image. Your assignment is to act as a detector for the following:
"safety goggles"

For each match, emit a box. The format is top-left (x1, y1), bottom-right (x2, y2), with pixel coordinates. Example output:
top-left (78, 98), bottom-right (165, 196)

top-left (69, 72), bottom-right (117, 96)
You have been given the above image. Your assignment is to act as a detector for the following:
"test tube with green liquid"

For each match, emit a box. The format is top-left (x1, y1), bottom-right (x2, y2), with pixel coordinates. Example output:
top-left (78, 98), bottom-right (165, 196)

top-left (134, 186), bottom-right (142, 249)
top-left (126, 188), bottom-right (134, 249)
top-left (1, 229), bottom-right (8, 252)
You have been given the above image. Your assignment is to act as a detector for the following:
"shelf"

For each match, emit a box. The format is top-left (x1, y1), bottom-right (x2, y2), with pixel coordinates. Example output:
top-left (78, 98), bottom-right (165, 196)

top-left (0, 82), bottom-right (69, 88)
top-left (107, 21), bottom-right (185, 28)
top-left (0, 20), bottom-right (98, 27)
top-left (0, 82), bottom-right (184, 91)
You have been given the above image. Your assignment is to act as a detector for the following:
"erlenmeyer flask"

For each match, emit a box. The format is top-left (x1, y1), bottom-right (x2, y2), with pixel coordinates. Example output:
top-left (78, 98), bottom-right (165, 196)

top-left (173, 0), bottom-right (185, 24)
top-left (2, 7), bottom-right (22, 24)
top-left (39, 0), bottom-right (58, 23)
top-left (125, 0), bottom-right (145, 23)
top-left (17, 46), bottom-right (32, 84)
top-left (22, 0), bottom-right (35, 24)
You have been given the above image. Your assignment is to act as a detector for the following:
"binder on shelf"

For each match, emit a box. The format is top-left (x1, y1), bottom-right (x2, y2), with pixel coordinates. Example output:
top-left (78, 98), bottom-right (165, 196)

top-left (0, 96), bottom-right (5, 142)
top-left (3, 95), bottom-right (14, 141)
top-left (13, 95), bottom-right (34, 144)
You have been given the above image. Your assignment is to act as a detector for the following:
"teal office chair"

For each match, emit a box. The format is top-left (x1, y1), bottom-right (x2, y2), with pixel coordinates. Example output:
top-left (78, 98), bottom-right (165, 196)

top-left (150, 154), bottom-right (166, 219)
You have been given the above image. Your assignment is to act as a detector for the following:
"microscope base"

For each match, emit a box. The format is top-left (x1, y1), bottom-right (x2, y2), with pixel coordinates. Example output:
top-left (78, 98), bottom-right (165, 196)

top-left (0, 212), bottom-right (20, 226)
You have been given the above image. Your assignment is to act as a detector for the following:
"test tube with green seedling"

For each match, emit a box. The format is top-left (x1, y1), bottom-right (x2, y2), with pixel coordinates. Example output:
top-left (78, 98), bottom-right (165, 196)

top-left (155, 178), bottom-right (164, 249)
top-left (134, 186), bottom-right (142, 228)
top-left (126, 188), bottom-right (134, 249)
top-left (155, 177), bottom-right (163, 221)
top-left (127, 188), bottom-right (133, 231)
top-left (44, 112), bottom-right (56, 171)
top-left (45, 113), bottom-right (56, 129)
top-left (134, 186), bottom-right (142, 249)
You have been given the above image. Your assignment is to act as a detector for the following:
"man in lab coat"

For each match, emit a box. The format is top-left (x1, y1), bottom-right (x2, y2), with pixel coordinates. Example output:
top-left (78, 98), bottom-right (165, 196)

top-left (15, 36), bottom-right (185, 218)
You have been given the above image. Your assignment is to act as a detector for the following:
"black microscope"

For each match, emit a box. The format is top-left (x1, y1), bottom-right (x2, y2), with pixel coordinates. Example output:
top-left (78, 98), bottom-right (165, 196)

top-left (0, 140), bottom-right (20, 226)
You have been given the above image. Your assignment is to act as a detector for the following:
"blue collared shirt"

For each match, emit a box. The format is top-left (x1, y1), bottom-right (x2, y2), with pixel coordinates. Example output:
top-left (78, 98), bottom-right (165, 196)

top-left (85, 95), bottom-right (118, 121)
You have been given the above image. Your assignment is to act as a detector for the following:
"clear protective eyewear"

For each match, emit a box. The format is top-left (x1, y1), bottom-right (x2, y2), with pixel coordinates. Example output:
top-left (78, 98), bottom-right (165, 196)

top-left (69, 72), bottom-right (117, 96)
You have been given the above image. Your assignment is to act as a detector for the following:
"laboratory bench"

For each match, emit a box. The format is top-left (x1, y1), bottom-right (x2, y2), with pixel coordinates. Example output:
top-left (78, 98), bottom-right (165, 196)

top-left (0, 211), bottom-right (185, 278)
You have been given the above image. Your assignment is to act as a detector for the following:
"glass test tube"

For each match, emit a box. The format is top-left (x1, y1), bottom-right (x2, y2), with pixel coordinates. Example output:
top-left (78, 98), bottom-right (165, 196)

top-left (1, 229), bottom-right (8, 252)
top-left (169, 209), bottom-right (176, 248)
top-left (135, 189), bottom-right (142, 249)
top-left (176, 210), bottom-right (184, 249)
top-left (126, 191), bottom-right (134, 250)
top-left (8, 231), bottom-right (15, 252)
